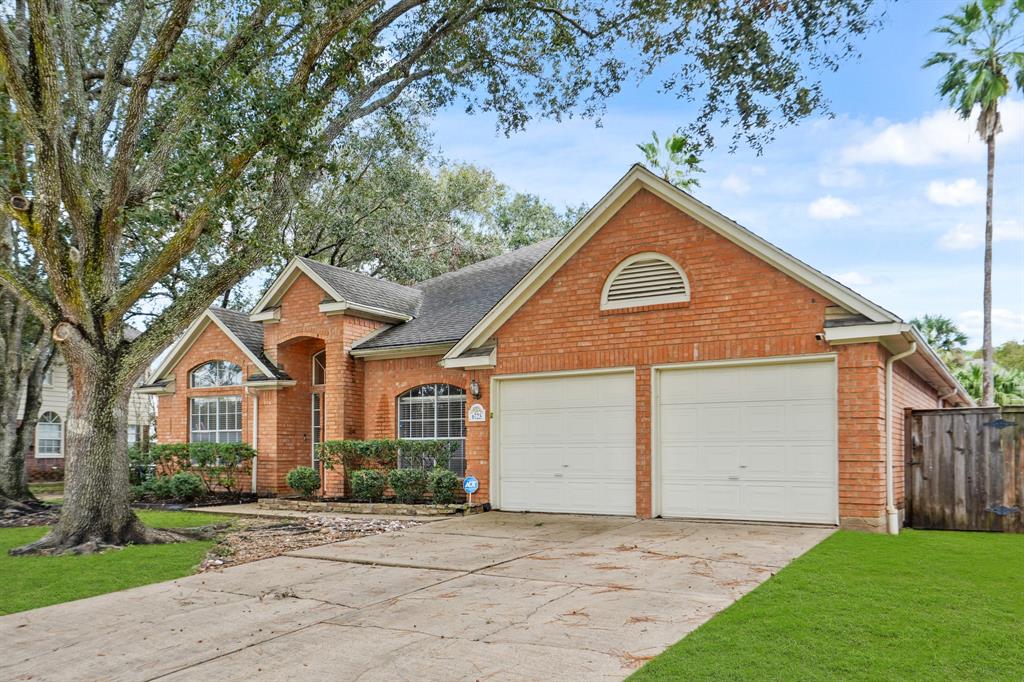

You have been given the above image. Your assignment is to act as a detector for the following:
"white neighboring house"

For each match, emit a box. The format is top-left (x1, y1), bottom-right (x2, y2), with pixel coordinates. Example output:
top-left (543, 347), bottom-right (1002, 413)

top-left (20, 347), bottom-right (156, 481)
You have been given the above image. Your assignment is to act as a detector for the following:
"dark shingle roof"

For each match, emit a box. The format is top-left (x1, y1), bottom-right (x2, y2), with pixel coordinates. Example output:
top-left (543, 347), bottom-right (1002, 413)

top-left (299, 257), bottom-right (422, 318)
top-left (208, 307), bottom-right (290, 379)
top-left (354, 238), bottom-right (559, 350)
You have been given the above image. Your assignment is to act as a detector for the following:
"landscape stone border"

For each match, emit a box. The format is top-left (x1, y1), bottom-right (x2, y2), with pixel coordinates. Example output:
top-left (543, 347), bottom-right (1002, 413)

top-left (258, 498), bottom-right (484, 516)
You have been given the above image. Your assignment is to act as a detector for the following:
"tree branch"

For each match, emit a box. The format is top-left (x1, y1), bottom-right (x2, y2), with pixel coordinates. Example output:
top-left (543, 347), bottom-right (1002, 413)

top-left (0, 261), bottom-right (58, 324)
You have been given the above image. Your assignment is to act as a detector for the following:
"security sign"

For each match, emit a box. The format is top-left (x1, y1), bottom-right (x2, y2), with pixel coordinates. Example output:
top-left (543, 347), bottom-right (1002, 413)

top-left (463, 476), bottom-right (480, 494)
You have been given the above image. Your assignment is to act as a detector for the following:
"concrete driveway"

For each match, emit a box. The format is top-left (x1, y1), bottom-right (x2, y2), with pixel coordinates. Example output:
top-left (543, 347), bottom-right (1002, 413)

top-left (1, 513), bottom-right (832, 681)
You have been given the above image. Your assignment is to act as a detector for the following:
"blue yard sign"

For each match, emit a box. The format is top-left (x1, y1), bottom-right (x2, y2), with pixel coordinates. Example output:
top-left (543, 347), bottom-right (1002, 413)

top-left (463, 476), bottom-right (480, 494)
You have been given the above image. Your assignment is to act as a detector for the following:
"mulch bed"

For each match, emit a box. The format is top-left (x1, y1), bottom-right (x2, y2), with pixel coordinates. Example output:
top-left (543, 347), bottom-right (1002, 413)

top-left (198, 515), bottom-right (420, 571)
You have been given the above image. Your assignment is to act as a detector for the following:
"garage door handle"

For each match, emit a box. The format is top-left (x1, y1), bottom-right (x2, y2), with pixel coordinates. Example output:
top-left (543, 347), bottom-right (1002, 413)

top-left (727, 476), bottom-right (740, 481)
top-left (554, 473), bottom-right (564, 478)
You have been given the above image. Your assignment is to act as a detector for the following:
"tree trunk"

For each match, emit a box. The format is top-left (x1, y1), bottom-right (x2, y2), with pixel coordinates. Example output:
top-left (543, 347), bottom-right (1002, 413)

top-left (982, 127), bottom-right (995, 406)
top-left (10, 352), bottom-right (183, 555)
top-left (0, 345), bottom-right (54, 501)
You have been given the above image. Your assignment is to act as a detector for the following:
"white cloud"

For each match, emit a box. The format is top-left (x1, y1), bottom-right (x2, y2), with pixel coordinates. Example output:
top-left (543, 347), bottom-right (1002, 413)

top-left (957, 308), bottom-right (1024, 344)
top-left (835, 271), bottom-right (873, 287)
top-left (808, 196), bottom-right (861, 220)
top-left (937, 219), bottom-right (1024, 250)
top-left (818, 167), bottom-right (864, 188)
top-left (721, 174), bottom-right (750, 195)
top-left (927, 178), bottom-right (984, 206)
top-left (840, 100), bottom-right (1024, 166)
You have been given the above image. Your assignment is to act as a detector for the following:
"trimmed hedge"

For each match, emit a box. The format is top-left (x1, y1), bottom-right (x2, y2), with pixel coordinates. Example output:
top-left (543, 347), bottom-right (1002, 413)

top-left (388, 469), bottom-right (429, 504)
top-left (319, 438), bottom-right (457, 471)
top-left (147, 442), bottom-right (256, 493)
top-left (350, 469), bottom-right (387, 502)
top-left (286, 466), bottom-right (321, 499)
top-left (168, 472), bottom-right (205, 502)
top-left (427, 468), bottom-right (460, 504)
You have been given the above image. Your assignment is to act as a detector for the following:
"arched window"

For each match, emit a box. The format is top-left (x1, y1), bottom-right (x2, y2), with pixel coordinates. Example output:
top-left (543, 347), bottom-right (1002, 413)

top-left (312, 350), bottom-right (326, 386)
top-left (601, 252), bottom-right (690, 310)
top-left (397, 384), bottom-right (466, 474)
top-left (36, 412), bottom-right (63, 457)
top-left (190, 360), bottom-right (243, 388)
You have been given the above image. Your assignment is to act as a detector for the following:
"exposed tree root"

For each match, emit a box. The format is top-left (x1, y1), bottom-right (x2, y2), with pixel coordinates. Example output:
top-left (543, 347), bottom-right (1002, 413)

top-left (8, 520), bottom-right (231, 556)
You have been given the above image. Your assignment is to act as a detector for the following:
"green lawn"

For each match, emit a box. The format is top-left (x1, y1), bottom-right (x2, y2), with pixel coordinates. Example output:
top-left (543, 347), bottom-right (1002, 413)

top-left (632, 530), bottom-right (1023, 681)
top-left (0, 510), bottom-right (229, 616)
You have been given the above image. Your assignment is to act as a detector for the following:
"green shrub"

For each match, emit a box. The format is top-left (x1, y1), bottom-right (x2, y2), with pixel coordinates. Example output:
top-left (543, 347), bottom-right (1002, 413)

top-left (427, 468), bottom-right (459, 505)
top-left (169, 472), bottom-right (205, 502)
top-left (349, 469), bottom-right (387, 502)
top-left (148, 442), bottom-right (256, 493)
top-left (388, 468), bottom-right (428, 504)
top-left (129, 484), bottom-right (146, 501)
top-left (286, 466), bottom-right (321, 499)
top-left (142, 475), bottom-right (174, 500)
top-left (319, 439), bottom-right (399, 471)
top-left (397, 440), bottom-right (457, 470)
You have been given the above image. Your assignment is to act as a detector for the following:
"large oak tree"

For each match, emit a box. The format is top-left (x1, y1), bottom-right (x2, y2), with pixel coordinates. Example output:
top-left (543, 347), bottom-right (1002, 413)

top-left (0, 0), bottom-right (879, 554)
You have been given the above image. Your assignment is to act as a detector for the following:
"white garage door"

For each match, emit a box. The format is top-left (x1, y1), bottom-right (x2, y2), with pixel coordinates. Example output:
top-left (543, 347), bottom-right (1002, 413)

top-left (496, 372), bottom-right (635, 515)
top-left (656, 359), bottom-right (837, 524)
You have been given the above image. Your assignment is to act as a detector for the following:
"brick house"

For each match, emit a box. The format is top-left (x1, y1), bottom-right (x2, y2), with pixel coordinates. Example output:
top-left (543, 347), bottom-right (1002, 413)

top-left (144, 165), bottom-right (971, 532)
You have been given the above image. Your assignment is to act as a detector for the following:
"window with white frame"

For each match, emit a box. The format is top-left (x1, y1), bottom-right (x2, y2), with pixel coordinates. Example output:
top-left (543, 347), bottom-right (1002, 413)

top-left (189, 396), bottom-right (242, 443)
top-left (312, 350), bottom-right (326, 386)
top-left (42, 366), bottom-right (54, 386)
top-left (311, 392), bottom-right (323, 468)
top-left (600, 252), bottom-right (690, 310)
top-left (190, 360), bottom-right (243, 388)
top-left (397, 384), bottom-right (465, 474)
top-left (127, 424), bottom-right (139, 446)
top-left (36, 412), bottom-right (63, 457)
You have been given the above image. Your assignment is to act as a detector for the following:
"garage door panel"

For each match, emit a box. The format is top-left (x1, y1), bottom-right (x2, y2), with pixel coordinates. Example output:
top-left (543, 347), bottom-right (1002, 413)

top-left (498, 372), bottom-right (635, 516)
top-left (658, 359), bottom-right (837, 525)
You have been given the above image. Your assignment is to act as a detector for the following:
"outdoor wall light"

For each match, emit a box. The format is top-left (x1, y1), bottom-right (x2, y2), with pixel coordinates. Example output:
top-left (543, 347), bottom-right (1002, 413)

top-left (470, 379), bottom-right (481, 399)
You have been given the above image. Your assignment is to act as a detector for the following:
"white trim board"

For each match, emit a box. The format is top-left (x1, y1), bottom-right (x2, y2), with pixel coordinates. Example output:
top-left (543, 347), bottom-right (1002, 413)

top-left (149, 310), bottom-right (278, 384)
top-left (446, 164), bottom-right (897, 363)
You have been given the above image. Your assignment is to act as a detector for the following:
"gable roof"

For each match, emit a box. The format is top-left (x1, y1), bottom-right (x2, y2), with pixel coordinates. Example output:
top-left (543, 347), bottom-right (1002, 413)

top-left (250, 256), bottom-right (421, 322)
top-left (352, 238), bottom-right (559, 351)
top-left (445, 164), bottom-right (900, 361)
top-left (147, 307), bottom-right (287, 384)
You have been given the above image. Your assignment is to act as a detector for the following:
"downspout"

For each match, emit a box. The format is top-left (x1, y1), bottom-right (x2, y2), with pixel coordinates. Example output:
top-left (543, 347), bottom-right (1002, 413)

top-left (251, 391), bottom-right (259, 494)
top-left (937, 387), bottom-right (958, 408)
top-left (885, 342), bottom-right (917, 535)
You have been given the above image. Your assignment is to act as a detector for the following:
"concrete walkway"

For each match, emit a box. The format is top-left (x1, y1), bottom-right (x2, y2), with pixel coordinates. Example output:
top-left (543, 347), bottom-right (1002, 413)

top-left (0, 513), bottom-right (833, 681)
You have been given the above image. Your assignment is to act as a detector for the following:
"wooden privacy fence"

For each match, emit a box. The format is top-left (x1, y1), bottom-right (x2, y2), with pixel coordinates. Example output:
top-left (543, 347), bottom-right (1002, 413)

top-left (905, 406), bottom-right (1024, 532)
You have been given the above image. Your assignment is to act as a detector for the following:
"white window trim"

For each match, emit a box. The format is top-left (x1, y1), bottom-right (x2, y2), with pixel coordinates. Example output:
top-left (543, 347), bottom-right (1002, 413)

top-left (189, 395), bottom-right (243, 443)
top-left (311, 350), bottom-right (326, 387)
top-left (600, 251), bottom-right (691, 311)
top-left (311, 392), bottom-right (323, 467)
top-left (190, 359), bottom-right (244, 388)
top-left (396, 385), bottom-right (467, 469)
top-left (35, 412), bottom-right (64, 458)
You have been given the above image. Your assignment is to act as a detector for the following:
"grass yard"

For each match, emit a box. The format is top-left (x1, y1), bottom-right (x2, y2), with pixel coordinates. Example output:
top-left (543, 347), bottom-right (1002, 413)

top-left (0, 510), bottom-right (228, 616)
top-left (632, 529), bottom-right (1023, 681)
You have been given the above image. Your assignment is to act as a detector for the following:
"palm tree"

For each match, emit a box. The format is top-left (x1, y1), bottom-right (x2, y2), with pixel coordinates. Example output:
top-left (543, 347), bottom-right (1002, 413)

top-left (925, 0), bottom-right (1023, 406)
top-left (637, 131), bottom-right (704, 190)
top-left (910, 314), bottom-right (970, 354)
top-left (954, 362), bottom-right (1024, 406)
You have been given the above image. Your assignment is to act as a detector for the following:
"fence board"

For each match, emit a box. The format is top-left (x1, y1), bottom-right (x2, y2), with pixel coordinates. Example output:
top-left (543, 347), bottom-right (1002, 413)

top-left (906, 406), bottom-right (1023, 532)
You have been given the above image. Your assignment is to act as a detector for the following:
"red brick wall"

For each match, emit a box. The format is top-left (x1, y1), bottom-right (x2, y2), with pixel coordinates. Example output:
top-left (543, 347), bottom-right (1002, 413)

top-left (892, 358), bottom-right (941, 509)
top-left (478, 189), bottom-right (937, 527)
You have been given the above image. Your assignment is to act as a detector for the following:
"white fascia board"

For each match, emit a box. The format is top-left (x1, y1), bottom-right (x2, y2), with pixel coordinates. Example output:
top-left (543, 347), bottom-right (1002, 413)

top-left (249, 308), bottom-right (280, 323)
top-left (445, 165), bottom-right (896, 361)
top-left (439, 348), bottom-right (496, 369)
top-left (148, 314), bottom-right (213, 382)
top-left (350, 342), bottom-right (454, 360)
top-left (245, 379), bottom-right (297, 391)
top-left (823, 322), bottom-right (910, 344)
top-left (150, 309), bottom-right (278, 383)
top-left (318, 300), bottom-right (412, 323)
top-left (824, 322), bottom-right (973, 406)
top-left (204, 312), bottom-right (278, 379)
top-left (251, 258), bottom-right (343, 315)
top-left (136, 381), bottom-right (176, 395)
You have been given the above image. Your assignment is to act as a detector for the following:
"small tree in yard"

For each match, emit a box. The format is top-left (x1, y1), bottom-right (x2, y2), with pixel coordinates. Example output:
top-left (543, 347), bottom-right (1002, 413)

top-left (286, 467), bottom-right (321, 500)
top-left (0, 0), bottom-right (881, 554)
top-left (925, 0), bottom-right (1024, 406)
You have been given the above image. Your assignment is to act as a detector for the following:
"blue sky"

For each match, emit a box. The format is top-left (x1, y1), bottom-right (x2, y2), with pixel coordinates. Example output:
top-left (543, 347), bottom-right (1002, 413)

top-left (429, 0), bottom-right (1024, 346)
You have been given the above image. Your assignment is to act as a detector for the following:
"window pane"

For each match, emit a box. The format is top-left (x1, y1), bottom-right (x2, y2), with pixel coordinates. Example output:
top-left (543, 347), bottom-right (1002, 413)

top-left (190, 396), bottom-right (242, 443)
top-left (191, 360), bottom-right (243, 387)
top-left (396, 384), bottom-right (465, 474)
